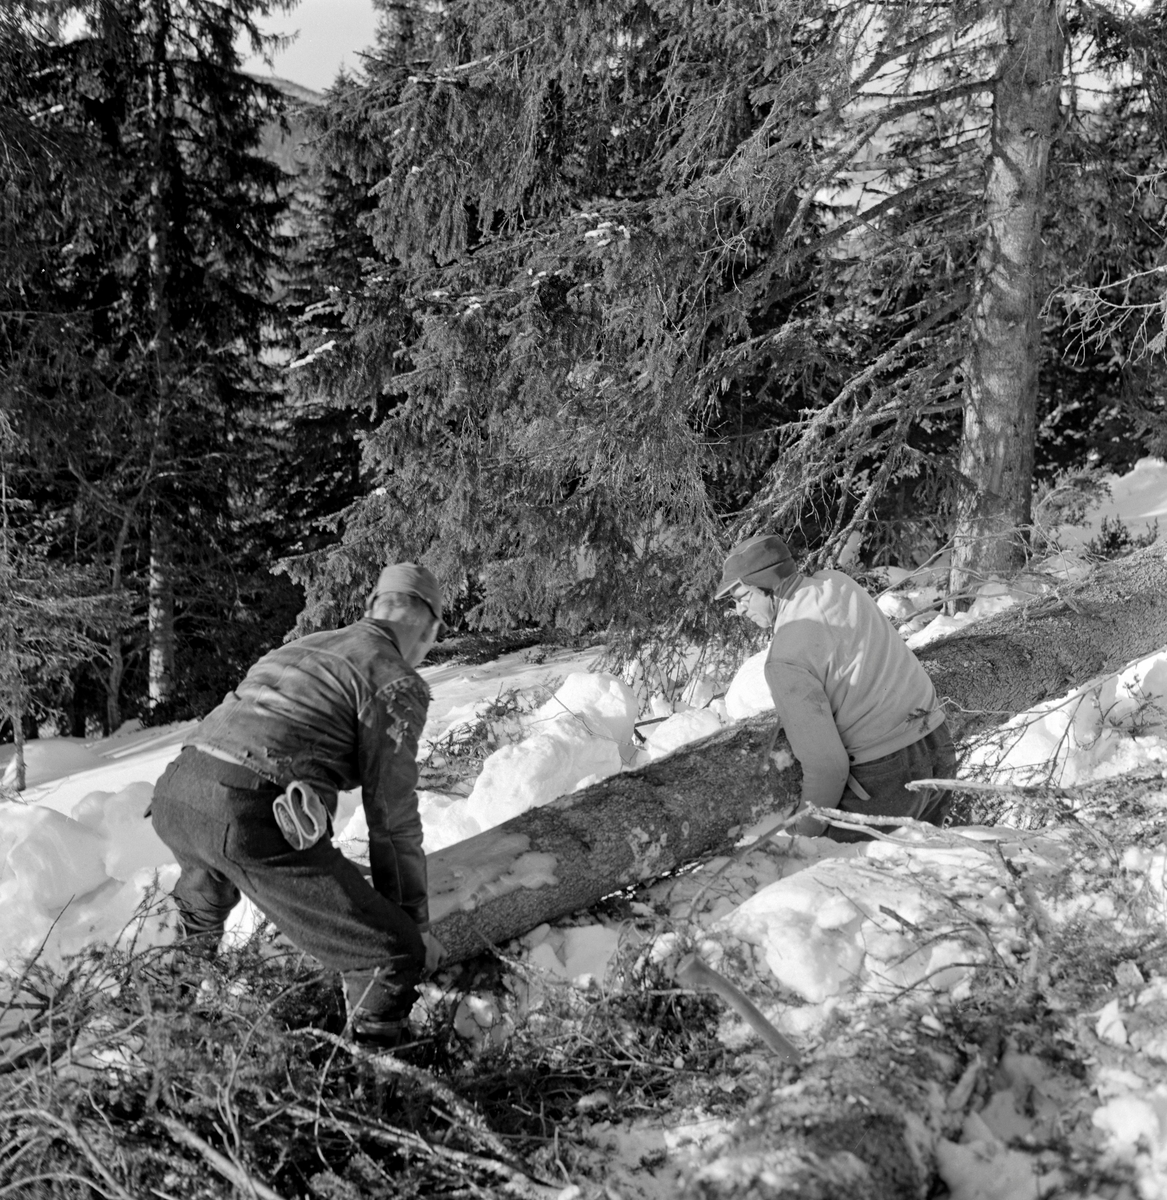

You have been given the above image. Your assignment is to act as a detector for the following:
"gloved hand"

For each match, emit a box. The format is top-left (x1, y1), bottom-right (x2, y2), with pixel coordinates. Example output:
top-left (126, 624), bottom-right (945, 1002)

top-left (421, 931), bottom-right (446, 975)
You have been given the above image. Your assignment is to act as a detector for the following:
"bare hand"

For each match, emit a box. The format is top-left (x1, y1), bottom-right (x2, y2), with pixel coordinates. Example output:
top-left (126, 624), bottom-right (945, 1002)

top-left (793, 811), bottom-right (828, 837)
top-left (421, 931), bottom-right (446, 975)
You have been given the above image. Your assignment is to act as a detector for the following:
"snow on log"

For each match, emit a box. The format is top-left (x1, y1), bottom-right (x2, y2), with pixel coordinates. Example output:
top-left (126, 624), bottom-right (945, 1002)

top-left (428, 714), bottom-right (795, 962)
top-left (429, 544), bottom-right (1167, 962)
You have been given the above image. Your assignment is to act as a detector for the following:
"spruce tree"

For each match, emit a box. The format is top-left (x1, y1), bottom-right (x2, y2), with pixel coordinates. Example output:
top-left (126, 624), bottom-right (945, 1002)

top-left (291, 0), bottom-right (1167, 636)
top-left (0, 418), bottom-right (125, 786)
top-left (2, 0), bottom-right (296, 728)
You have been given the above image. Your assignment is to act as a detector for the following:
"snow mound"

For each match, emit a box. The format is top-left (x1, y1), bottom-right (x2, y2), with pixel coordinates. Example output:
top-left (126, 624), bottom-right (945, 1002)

top-left (0, 795), bottom-right (181, 973)
top-left (718, 831), bottom-right (1046, 1005)
top-left (2, 805), bottom-right (109, 911)
top-left (446, 672), bottom-right (637, 835)
top-left (460, 722), bottom-right (622, 833)
top-left (528, 671), bottom-right (638, 745)
top-left (724, 651), bottom-right (771, 720)
top-left (642, 708), bottom-right (724, 762)
top-left (967, 647), bottom-right (1167, 787)
top-left (70, 782), bottom-right (173, 880)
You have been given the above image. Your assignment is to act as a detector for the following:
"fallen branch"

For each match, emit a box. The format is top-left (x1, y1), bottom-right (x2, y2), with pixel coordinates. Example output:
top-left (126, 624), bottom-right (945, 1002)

top-left (904, 776), bottom-right (1066, 795)
top-left (21, 1113), bottom-right (137, 1200)
top-left (283, 1104), bottom-right (561, 1200)
top-left (674, 953), bottom-right (801, 1065)
top-left (303, 1029), bottom-right (542, 1176)
top-left (158, 1115), bottom-right (287, 1200)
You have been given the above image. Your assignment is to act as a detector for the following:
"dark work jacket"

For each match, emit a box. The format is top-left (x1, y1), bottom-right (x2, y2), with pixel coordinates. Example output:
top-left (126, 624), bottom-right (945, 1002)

top-left (190, 619), bottom-right (432, 926)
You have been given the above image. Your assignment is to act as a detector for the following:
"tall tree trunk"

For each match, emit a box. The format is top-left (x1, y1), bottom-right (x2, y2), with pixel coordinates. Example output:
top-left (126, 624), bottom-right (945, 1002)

top-left (145, 0), bottom-right (175, 709)
top-left (103, 494), bottom-right (140, 735)
top-left (0, 456), bottom-right (24, 790)
top-left (949, 0), bottom-right (1064, 599)
top-left (148, 513), bottom-right (175, 707)
top-left (11, 687), bottom-right (25, 792)
top-left (105, 635), bottom-right (124, 735)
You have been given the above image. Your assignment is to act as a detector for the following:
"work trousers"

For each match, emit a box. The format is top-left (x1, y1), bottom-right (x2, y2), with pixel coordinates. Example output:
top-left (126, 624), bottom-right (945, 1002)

top-left (829, 721), bottom-right (958, 844)
top-left (150, 748), bottom-right (425, 1022)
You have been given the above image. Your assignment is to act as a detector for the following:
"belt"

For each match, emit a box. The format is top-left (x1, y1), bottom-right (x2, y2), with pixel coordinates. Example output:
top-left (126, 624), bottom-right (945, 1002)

top-left (189, 741), bottom-right (253, 770)
top-left (187, 743), bottom-right (280, 791)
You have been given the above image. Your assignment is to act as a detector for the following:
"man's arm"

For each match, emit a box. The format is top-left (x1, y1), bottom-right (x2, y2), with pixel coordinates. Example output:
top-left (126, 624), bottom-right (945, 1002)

top-left (358, 675), bottom-right (431, 927)
top-left (764, 658), bottom-right (849, 811)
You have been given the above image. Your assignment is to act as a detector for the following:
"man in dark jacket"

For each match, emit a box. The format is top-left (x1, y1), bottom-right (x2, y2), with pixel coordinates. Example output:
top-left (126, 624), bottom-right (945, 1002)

top-left (717, 534), bottom-right (956, 841)
top-left (150, 563), bottom-right (445, 1044)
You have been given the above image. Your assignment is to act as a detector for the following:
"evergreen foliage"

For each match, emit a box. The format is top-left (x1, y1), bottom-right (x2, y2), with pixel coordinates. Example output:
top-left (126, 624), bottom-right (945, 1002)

top-left (274, 70), bottom-right (417, 635)
top-left (0, 418), bottom-right (126, 785)
top-left (1, 0), bottom-right (299, 731)
top-left (284, 0), bottom-right (1167, 640)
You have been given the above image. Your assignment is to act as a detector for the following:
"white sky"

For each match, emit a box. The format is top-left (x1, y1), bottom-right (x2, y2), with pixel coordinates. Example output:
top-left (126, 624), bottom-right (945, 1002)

top-left (242, 0), bottom-right (380, 93)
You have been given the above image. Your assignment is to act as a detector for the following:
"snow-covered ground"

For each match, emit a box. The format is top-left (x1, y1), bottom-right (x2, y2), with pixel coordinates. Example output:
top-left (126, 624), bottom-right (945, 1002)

top-left (3, 460), bottom-right (1167, 1198)
top-left (1058, 457), bottom-right (1167, 549)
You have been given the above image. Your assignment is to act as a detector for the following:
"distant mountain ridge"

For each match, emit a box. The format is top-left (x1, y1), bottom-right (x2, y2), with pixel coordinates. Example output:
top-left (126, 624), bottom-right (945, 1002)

top-left (257, 74), bottom-right (325, 107)
top-left (252, 74), bottom-right (325, 175)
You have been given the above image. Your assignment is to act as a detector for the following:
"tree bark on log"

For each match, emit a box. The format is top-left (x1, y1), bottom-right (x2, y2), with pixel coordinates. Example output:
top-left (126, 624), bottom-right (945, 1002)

top-left (680, 1034), bottom-right (953, 1200)
top-left (917, 542), bottom-right (1167, 742)
top-left (428, 714), bottom-right (793, 961)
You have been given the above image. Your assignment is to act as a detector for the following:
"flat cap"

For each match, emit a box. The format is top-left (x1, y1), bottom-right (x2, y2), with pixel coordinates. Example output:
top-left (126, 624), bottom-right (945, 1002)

top-left (369, 563), bottom-right (446, 632)
top-left (714, 534), bottom-right (796, 598)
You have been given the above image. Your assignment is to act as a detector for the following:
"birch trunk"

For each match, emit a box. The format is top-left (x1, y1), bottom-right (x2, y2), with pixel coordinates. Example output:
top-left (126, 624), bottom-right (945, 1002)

top-left (148, 515), bottom-right (175, 707)
top-left (949, 0), bottom-right (1064, 597)
top-left (145, 0), bottom-right (175, 709)
top-left (10, 690), bottom-right (25, 792)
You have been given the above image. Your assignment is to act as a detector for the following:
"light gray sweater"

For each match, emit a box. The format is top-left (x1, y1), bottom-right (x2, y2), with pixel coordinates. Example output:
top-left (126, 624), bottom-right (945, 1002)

top-left (764, 571), bottom-right (945, 809)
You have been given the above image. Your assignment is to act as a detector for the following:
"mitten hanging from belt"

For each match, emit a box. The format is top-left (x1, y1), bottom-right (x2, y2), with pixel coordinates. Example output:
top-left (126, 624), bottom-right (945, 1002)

top-left (273, 780), bottom-right (328, 850)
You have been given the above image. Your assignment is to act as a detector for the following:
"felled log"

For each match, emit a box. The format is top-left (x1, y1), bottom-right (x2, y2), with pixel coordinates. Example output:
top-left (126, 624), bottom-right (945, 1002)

top-left (427, 713), bottom-right (794, 961)
top-left (428, 544), bottom-right (1167, 962)
top-left (680, 1030), bottom-right (960, 1200)
top-left (917, 542), bottom-right (1167, 741)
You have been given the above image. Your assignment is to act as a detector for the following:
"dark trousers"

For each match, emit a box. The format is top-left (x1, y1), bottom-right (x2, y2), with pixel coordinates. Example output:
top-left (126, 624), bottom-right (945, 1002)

top-left (829, 722), bottom-right (958, 844)
top-left (151, 748), bottom-right (425, 1022)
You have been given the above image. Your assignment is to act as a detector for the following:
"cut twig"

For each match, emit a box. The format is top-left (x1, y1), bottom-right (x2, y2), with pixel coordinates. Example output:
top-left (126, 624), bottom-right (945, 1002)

top-left (158, 1115), bottom-right (287, 1200)
top-left (284, 1104), bottom-right (562, 1199)
top-left (674, 953), bottom-right (801, 1065)
top-left (303, 1029), bottom-right (528, 1168)
top-left (0, 1111), bottom-right (137, 1200)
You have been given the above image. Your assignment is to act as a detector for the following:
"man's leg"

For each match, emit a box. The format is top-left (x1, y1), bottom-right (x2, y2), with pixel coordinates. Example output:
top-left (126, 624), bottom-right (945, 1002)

top-left (150, 752), bottom-right (242, 955)
top-left (170, 864), bottom-right (241, 952)
top-left (153, 750), bottom-right (426, 1038)
top-left (218, 803), bottom-right (426, 1040)
top-left (831, 722), bottom-right (957, 843)
top-left (911, 723), bottom-right (958, 827)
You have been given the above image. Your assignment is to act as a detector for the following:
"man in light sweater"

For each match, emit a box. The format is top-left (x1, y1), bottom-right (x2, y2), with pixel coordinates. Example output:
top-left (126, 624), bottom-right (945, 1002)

top-left (716, 534), bottom-right (956, 841)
